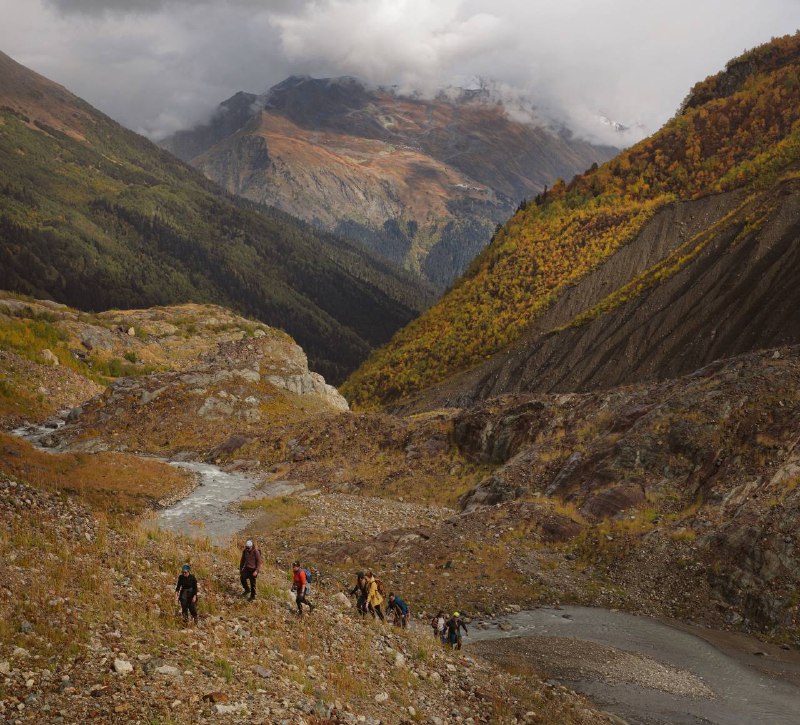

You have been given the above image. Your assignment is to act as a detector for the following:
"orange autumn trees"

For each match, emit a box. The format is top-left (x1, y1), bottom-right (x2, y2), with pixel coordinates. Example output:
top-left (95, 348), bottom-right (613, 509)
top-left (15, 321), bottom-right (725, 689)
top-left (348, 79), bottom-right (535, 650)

top-left (343, 32), bottom-right (800, 409)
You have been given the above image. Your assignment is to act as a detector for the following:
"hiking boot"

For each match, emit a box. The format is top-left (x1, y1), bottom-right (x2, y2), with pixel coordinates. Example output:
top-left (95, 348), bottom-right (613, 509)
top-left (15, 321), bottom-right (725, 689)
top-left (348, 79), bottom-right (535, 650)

top-left (242, 589), bottom-right (251, 597)
top-left (249, 594), bottom-right (256, 601)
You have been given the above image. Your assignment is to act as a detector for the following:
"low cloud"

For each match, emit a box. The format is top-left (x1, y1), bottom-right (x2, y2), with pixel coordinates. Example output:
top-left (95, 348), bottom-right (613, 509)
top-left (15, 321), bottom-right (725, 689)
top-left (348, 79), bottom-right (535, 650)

top-left (2, 0), bottom-right (797, 143)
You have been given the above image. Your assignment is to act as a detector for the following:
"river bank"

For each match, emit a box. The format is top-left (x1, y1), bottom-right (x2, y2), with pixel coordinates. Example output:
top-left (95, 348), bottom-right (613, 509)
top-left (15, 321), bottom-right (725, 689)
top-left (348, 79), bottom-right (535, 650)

top-left (469, 606), bottom-right (800, 725)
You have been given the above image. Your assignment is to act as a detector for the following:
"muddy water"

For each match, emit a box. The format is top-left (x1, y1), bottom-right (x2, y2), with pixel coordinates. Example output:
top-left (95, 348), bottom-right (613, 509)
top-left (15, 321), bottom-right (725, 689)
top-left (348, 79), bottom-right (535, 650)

top-left (470, 607), bottom-right (800, 724)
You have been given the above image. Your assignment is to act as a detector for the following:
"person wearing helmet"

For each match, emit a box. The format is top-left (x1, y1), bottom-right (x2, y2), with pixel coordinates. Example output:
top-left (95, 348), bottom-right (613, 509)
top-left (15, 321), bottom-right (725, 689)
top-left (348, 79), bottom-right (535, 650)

top-left (445, 611), bottom-right (468, 649)
top-left (175, 564), bottom-right (198, 624)
top-left (239, 539), bottom-right (262, 601)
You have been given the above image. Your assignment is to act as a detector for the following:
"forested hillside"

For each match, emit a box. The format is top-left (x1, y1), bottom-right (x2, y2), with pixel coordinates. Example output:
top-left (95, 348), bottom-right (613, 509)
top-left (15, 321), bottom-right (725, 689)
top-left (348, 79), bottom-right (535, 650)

top-left (343, 33), bottom-right (800, 407)
top-left (0, 51), bottom-right (432, 383)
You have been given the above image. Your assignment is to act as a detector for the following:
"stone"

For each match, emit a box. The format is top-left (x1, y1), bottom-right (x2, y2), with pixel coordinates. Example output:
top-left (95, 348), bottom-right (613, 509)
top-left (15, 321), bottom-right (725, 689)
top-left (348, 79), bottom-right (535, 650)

top-left (142, 658), bottom-right (163, 674)
top-left (113, 658), bottom-right (133, 675)
top-left (374, 692), bottom-right (389, 704)
top-left (12, 647), bottom-right (29, 658)
top-left (127, 327), bottom-right (136, 336)
top-left (155, 664), bottom-right (180, 676)
top-left (499, 622), bottom-right (514, 632)
top-left (203, 692), bottom-right (229, 704)
top-left (252, 665), bottom-right (271, 679)
top-left (19, 620), bottom-right (33, 634)
top-left (393, 653), bottom-right (406, 668)
top-left (41, 349), bottom-right (59, 366)
top-left (0, 661), bottom-right (9, 675)
top-left (334, 592), bottom-right (352, 609)
top-left (215, 703), bottom-right (248, 715)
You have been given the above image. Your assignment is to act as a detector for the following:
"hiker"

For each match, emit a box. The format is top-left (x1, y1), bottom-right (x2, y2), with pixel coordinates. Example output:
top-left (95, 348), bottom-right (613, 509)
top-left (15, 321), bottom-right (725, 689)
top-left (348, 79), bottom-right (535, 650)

top-left (365, 570), bottom-right (385, 621)
top-left (349, 571), bottom-right (369, 616)
top-left (239, 539), bottom-right (262, 600)
top-left (445, 611), bottom-right (468, 649)
top-left (175, 564), bottom-right (198, 624)
top-left (291, 561), bottom-right (316, 616)
top-left (387, 593), bottom-right (410, 628)
top-left (431, 611), bottom-right (446, 641)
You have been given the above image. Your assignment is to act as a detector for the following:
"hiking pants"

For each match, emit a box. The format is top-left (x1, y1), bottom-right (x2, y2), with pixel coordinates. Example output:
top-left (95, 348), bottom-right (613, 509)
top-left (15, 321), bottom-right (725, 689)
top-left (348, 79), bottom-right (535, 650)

top-left (296, 587), bottom-right (313, 614)
top-left (370, 604), bottom-right (384, 621)
top-left (241, 568), bottom-right (257, 596)
top-left (356, 594), bottom-right (368, 616)
top-left (180, 592), bottom-right (197, 622)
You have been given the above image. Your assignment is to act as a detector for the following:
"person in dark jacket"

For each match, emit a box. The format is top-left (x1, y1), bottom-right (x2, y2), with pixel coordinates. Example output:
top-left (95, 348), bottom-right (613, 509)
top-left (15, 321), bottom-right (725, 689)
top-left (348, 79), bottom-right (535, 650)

top-left (349, 571), bottom-right (369, 616)
top-left (239, 539), bottom-right (262, 600)
top-left (445, 611), bottom-right (468, 649)
top-left (175, 564), bottom-right (198, 624)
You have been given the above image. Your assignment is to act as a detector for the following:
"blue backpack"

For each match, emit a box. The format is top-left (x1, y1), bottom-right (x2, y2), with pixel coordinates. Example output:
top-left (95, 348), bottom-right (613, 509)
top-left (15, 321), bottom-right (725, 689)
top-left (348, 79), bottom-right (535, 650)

top-left (303, 567), bottom-right (314, 584)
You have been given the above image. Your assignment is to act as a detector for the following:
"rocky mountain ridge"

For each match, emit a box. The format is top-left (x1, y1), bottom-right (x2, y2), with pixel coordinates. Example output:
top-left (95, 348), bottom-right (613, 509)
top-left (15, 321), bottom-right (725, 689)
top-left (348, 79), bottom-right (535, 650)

top-left (0, 295), bottom-right (347, 435)
top-left (162, 75), bottom-right (616, 288)
top-left (0, 50), bottom-right (432, 383)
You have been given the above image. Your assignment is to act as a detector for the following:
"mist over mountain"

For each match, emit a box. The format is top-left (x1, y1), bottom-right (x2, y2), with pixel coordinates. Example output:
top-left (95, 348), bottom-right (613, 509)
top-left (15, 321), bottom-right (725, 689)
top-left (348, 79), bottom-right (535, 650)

top-left (162, 75), bottom-right (616, 288)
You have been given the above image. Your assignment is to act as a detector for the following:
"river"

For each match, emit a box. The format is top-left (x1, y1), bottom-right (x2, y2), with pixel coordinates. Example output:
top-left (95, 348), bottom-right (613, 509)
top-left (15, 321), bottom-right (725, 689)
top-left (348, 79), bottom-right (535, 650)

top-left (469, 606), bottom-right (800, 725)
top-left (11, 414), bottom-right (281, 543)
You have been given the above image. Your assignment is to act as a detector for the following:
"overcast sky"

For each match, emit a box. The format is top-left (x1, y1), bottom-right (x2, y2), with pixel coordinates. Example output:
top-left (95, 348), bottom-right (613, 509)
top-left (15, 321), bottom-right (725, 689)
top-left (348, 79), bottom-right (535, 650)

top-left (0, 0), bottom-right (797, 144)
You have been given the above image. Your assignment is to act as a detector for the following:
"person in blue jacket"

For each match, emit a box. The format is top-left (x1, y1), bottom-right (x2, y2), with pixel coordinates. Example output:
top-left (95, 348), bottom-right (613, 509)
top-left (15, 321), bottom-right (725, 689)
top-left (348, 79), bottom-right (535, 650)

top-left (387, 593), bottom-right (410, 628)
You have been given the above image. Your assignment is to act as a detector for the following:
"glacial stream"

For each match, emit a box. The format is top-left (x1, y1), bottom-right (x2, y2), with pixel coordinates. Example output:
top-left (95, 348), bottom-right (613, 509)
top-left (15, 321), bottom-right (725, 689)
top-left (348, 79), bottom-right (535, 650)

top-left (11, 415), bottom-right (295, 543)
top-left (156, 462), bottom-right (306, 542)
top-left (469, 606), bottom-right (800, 725)
top-left (156, 461), bottom-right (263, 542)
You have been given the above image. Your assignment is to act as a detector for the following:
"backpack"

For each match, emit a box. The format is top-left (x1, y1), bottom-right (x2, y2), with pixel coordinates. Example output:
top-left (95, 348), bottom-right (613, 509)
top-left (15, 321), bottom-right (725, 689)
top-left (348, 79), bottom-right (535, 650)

top-left (303, 567), bottom-right (314, 584)
top-left (375, 578), bottom-right (386, 597)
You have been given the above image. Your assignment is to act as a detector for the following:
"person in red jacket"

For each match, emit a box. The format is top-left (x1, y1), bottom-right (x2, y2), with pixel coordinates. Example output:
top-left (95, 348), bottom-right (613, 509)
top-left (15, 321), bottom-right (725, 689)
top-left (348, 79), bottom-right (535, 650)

top-left (239, 539), bottom-right (262, 601)
top-left (291, 561), bottom-right (315, 616)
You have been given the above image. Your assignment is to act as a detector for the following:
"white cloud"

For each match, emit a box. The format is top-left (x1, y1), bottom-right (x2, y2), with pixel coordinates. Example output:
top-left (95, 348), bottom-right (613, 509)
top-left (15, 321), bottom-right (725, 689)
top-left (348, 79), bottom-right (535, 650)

top-left (0, 0), bottom-right (797, 143)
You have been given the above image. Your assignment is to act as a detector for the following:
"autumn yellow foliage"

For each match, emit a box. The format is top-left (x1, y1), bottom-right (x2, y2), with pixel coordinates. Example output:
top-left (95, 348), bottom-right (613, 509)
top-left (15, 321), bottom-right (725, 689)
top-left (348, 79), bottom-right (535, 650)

top-left (343, 32), bottom-right (800, 409)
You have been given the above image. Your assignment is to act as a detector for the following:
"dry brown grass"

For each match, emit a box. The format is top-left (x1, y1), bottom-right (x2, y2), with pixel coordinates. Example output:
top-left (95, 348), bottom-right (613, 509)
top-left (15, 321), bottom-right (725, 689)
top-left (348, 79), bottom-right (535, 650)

top-left (0, 432), bottom-right (191, 513)
top-left (241, 495), bottom-right (310, 532)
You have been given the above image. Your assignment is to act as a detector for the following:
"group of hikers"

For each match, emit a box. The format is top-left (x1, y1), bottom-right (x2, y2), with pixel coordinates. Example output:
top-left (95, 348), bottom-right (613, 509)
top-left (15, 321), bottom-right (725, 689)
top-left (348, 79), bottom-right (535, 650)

top-left (174, 541), bottom-right (467, 648)
top-left (175, 540), bottom-right (314, 623)
top-left (348, 570), bottom-right (410, 627)
top-left (429, 610), bottom-right (469, 649)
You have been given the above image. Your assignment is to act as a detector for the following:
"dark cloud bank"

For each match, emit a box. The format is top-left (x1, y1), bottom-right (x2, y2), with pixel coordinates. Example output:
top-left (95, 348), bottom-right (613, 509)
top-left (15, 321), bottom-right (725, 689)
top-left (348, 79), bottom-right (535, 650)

top-left (1, 0), bottom-right (798, 143)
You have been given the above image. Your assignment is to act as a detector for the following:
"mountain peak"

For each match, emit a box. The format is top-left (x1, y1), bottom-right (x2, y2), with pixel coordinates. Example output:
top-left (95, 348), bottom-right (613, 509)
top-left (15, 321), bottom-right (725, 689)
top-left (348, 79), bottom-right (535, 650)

top-left (0, 48), bottom-right (94, 137)
top-left (681, 30), bottom-right (800, 112)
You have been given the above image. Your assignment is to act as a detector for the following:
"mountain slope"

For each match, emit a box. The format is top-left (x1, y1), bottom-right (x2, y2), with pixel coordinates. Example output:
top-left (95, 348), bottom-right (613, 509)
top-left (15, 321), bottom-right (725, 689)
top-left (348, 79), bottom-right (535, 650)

top-left (162, 76), bottom-right (616, 288)
top-left (344, 32), bottom-right (800, 408)
top-left (0, 51), bottom-right (433, 383)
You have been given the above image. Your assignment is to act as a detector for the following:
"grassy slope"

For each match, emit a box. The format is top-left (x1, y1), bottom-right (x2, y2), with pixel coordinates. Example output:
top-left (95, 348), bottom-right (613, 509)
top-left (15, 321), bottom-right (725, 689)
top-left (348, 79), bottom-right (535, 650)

top-left (0, 50), bottom-right (432, 384)
top-left (0, 473), bottom-right (604, 724)
top-left (343, 32), bottom-right (800, 407)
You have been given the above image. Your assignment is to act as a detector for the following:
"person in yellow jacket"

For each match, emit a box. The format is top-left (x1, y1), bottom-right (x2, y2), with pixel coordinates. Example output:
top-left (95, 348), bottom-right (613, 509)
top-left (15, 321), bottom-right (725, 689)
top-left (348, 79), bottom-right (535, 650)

top-left (365, 570), bottom-right (385, 621)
